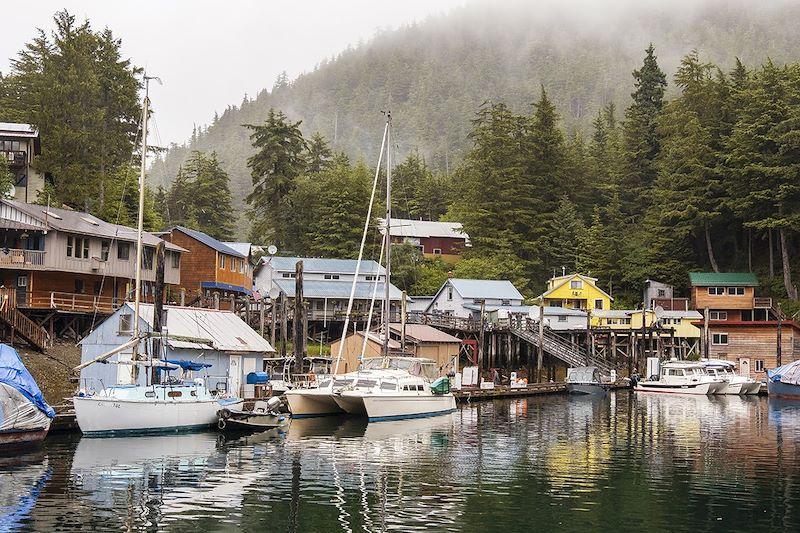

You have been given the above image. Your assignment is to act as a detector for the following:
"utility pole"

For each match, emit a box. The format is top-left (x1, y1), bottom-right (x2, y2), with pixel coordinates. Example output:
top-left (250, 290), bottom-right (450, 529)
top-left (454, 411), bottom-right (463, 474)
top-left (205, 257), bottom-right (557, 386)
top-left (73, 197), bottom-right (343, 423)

top-left (293, 261), bottom-right (305, 373)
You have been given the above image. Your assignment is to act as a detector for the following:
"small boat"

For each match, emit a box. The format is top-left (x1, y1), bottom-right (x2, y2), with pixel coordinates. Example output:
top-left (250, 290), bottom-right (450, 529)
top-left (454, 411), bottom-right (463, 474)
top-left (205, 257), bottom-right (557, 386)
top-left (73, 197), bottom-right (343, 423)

top-left (217, 397), bottom-right (289, 432)
top-left (767, 360), bottom-right (800, 399)
top-left (634, 360), bottom-right (725, 395)
top-left (566, 366), bottom-right (612, 395)
top-left (701, 359), bottom-right (761, 395)
top-left (0, 344), bottom-right (55, 450)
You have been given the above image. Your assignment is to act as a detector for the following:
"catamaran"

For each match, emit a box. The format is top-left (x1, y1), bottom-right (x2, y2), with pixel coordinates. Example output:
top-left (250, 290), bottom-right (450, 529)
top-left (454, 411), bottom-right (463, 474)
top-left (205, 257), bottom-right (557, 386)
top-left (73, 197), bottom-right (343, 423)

top-left (72, 78), bottom-right (237, 436)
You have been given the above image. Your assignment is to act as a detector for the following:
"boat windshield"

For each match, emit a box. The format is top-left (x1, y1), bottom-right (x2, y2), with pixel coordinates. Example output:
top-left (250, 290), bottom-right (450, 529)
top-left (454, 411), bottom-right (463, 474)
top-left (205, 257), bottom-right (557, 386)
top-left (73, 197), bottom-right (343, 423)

top-left (333, 378), bottom-right (354, 388)
top-left (361, 358), bottom-right (438, 380)
top-left (354, 379), bottom-right (377, 390)
top-left (318, 379), bottom-right (333, 389)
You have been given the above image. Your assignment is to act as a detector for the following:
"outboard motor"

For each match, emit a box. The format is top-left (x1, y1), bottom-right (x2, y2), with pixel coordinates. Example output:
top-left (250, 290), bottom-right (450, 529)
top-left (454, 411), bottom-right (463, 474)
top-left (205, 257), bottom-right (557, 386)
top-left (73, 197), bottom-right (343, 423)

top-left (266, 396), bottom-right (283, 413)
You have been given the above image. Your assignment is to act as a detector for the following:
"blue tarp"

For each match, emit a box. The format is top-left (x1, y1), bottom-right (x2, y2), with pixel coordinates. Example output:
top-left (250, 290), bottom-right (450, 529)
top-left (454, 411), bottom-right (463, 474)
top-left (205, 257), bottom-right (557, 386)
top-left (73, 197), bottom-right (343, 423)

top-left (165, 359), bottom-right (213, 372)
top-left (0, 344), bottom-right (55, 418)
top-left (768, 360), bottom-right (800, 384)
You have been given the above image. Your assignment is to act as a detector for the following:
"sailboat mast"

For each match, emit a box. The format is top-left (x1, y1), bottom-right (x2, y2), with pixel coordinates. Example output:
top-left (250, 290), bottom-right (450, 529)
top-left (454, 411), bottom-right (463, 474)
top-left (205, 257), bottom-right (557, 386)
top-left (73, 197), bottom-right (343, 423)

top-left (133, 79), bottom-right (150, 343)
top-left (383, 112), bottom-right (392, 359)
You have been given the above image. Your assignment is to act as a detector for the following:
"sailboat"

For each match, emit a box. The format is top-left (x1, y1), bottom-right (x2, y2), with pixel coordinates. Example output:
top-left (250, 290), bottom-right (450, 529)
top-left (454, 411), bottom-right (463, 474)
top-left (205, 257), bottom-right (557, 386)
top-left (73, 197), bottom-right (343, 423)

top-left (72, 78), bottom-right (238, 436)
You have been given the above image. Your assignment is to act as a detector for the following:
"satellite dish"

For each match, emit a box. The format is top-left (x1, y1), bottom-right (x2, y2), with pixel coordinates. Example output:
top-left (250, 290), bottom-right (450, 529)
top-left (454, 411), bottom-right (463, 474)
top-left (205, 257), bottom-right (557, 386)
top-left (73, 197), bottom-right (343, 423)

top-left (267, 245), bottom-right (277, 256)
top-left (268, 287), bottom-right (281, 300)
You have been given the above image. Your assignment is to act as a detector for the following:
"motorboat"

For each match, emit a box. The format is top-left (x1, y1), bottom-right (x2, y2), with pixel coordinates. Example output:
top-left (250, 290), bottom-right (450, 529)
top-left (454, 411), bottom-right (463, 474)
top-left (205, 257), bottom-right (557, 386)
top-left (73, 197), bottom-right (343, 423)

top-left (634, 360), bottom-right (725, 395)
top-left (217, 397), bottom-right (289, 432)
top-left (566, 366), bottom-right (612, 395)
top-left (767, 360), bottom-right (800, 399)
top-left (335, 357), bottom-right (456, 421)
top-left (701, 359), bottom-right (761, 395)
top-left (0, 344), bottom-right (55, 450)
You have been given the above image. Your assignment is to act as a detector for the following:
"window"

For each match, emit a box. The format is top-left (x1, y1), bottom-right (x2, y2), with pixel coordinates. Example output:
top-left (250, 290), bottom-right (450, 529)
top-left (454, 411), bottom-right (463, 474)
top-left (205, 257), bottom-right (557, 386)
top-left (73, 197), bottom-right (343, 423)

top-left (755, 360), bottom-right (765, 372)
top-left (502, 299), bottom-right (511, 305)
top-left (231, 258), bottom-right (236, 271)
top-left (170, 251), bottom-right (180, 268)
top-left (167, 391), bottom-right (183, 398)
top-left (594, 299), bottom-right (604, 310)
top-left (433, 248), bottom-right (442, 255)
top-left (558, 315), bottom-right (567, 322)
top-left (142, 247), bottom-right (154, 270)
top-left (17, 276), bottom-right (27, 287)
top-left (447, 286), bottom-right (453, 301)
top-left (282, 272), bottom-right (296, 279)
top-left (118, 242), bottom-right (130, 260)
top-left (239, 260), bottom-right (244, 273)
top-left (219, 255), bottom-right (226, 269)
top-left (324, 274), bottom-right (340, 280)
top-left (365, 275), bottom-right (376, 281)
top-left (75, 279), bottom-right (85, 294)
top-left (710, 311), bottom-right (727, 321)
top-left (570, 280), bottom-right (583, 289)
top-left (380, 382), bottom-right (398, 391)
top-left (100, 240), bottom-right (110, 261)
top-left (728, 287), bottom-right (745, 296)
top-left (708, 287), bottom-right (725, 295)
top-left (66, 236), bottom-right (87, 258)
top-left (657, 289), bottom-right (666, 297)
top-left (119, 314), bottom-right (132, 334)
top-left (712, 333), bottom-right (729, 345)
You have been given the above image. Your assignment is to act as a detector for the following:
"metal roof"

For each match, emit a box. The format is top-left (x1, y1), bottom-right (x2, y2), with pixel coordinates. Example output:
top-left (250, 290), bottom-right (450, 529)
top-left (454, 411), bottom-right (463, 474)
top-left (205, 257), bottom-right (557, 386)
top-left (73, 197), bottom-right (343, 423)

top-left (448, 278), bottom-right (524, 300)
top-left (134, 303), bottom-right (274, 353)
top-left (172, 226), bottom-right (245, 257)
top-left (274, 279), bottom-right (404, 300)
top-left (464, 304), bottom-right (533, 314)
top-left (379, 218), bottom-right (469, 240)
top-left (688, 272), bottom-right (759, 287)
top-left (388, 323), bottom-right (461, 343)
top-left (656, 309), bottom-right (703, 319)
top-left (0, 122), bottom-right (38, 137)
top-left (2, 199), bottom-right (186, 252)
top-left (221, 242), bottom-right (253, 257)
top-left (593, 310), bottom-right (632, 319)
top-left (264, 256), bottom-right (385, 275)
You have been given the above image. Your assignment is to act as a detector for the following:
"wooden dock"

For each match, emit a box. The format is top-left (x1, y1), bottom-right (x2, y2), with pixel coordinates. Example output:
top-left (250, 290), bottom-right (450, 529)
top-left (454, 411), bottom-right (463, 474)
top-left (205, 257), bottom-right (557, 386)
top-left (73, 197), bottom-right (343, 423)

top-left (453, 380), bottom-right (631, 402)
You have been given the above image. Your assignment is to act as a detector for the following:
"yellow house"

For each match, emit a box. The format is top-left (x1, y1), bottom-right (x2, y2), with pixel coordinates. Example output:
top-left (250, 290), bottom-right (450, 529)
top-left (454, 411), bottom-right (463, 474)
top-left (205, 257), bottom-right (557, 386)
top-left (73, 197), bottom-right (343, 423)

top-left (540, 273), bottom-right (613, 313)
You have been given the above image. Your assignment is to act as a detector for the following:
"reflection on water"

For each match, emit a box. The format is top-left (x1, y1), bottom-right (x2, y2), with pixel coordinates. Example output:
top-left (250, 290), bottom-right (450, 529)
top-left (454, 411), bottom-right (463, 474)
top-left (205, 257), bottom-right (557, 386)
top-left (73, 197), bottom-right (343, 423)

top-left (2, 393), bottom-right (800, 532)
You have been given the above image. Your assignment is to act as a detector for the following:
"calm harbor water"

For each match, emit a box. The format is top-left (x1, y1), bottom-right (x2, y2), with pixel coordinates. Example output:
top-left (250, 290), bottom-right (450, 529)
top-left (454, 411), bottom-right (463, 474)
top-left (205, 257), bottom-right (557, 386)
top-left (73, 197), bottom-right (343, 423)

top-left (2, 393), bottom-right (800, 532)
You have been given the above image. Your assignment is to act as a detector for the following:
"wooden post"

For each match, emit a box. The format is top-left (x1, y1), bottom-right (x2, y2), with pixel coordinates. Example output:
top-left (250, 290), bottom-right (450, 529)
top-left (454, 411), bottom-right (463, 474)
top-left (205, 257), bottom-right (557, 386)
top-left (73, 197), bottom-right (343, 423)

top-left (293, 261), bottom-right (305, 372)
top-left (213, 293), bottom-right (220, 310)
top-left (151, 241), bottom-right (166, 385)
top-left (703, 307), bottom-right (709, 359)
top-left (260, 298), bottom-right (266, 337)
top-left (271, 298), bottom-right (277, 348)
top-left (477, 299), bottom-right (485, 380)
top-left (280, 293), bottom-right (288, 357)
top-left (777, 303), bottom-right (783, 367)
top-left (537, 302), bottom-right (544, 382)
top-left (180, 288), bottom-right (185, 307)
top-left (400, 291), bottom-right (407, 353)
top-left (585, 309), bottom-right (592, 365)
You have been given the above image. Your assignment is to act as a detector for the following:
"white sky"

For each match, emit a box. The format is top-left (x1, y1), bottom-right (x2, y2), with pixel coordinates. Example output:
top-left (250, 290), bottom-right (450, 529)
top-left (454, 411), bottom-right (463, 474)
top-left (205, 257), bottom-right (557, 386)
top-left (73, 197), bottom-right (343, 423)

top-left (1, 0), bottom-right (468, 146)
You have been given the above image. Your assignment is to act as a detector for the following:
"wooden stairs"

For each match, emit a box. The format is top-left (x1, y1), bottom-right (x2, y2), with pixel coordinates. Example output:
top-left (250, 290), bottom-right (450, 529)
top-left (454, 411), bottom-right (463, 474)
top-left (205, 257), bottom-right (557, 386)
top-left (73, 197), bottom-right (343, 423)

top-left (509, 324), bottom-right (619, 375)
top-left (0, 289), bottom-right (49, 352)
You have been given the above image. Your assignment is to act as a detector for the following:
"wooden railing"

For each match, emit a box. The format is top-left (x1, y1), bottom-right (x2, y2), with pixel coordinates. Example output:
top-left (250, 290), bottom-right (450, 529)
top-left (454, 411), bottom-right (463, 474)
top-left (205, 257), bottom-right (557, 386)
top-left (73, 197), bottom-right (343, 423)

top-left (22, 291), bottom-right (120, 314)
top-left (0, 248), bottom-right (46, 269)
top-left (0, 289), bottom-right (49, 351)
top-left (406, 311), bottom-right (482, 332)
top-left (754, 297), bottom-right (773, 309)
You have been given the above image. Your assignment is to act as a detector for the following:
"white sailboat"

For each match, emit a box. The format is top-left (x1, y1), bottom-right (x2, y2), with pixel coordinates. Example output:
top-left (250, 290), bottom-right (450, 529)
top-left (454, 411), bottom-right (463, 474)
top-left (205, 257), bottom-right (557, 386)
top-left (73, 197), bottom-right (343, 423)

top-left (73, 77), bottom-right (237, 436)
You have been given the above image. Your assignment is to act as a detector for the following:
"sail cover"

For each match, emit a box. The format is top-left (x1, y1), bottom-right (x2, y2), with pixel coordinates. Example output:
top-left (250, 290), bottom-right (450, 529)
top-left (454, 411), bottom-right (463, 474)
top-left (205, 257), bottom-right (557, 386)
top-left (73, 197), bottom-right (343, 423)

top-left (0, 344), bottom-right (55, 432)
top-left (768, 360), bottom-right (800, 386)
top-left (165, 359), bottom-right (213, 372)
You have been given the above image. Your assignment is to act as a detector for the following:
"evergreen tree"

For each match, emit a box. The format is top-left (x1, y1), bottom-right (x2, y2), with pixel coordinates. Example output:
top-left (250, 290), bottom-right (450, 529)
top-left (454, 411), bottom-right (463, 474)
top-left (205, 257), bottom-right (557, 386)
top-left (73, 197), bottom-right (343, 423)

top-left (190, 152), bottom-right (236, 240)
top-left (245, 109), bottom-right (307, 246)
top-left (305, 133), bottom-right (334, 174)
top-left (545, 194), bottom-right (586, 275)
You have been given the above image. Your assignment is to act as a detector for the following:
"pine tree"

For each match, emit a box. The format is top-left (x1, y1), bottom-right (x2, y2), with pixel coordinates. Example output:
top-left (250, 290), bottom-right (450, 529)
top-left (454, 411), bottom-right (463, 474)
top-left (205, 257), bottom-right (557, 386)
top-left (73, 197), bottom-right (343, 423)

top-left (305, 133), bottom-right (334, 174)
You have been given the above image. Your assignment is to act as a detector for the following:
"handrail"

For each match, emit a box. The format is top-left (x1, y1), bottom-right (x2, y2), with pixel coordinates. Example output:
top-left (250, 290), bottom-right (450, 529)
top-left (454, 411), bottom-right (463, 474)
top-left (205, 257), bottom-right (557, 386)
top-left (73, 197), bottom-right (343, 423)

top-left (0, 288), bottom-right (49, 350)
top-left (0, 248), bottom-right (46, 268)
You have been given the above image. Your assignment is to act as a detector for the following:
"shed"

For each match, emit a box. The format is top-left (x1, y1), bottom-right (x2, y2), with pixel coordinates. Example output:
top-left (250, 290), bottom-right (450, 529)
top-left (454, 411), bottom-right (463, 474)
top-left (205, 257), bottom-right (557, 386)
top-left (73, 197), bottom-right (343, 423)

top-left (330, 323), bottom-right (461, 374)
top-left (78, 303), bottom-right (274, 398)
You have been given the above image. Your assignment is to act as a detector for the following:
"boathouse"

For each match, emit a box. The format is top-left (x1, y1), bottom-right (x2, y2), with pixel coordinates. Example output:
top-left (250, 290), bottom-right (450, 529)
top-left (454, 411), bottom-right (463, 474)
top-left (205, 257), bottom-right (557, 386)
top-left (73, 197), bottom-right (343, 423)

top-left (379, 218), bottom-right (470, 264)
top-left (78, 303), bottom-right (274, 398)
top-left (330, 323), bottom-right (461, 373)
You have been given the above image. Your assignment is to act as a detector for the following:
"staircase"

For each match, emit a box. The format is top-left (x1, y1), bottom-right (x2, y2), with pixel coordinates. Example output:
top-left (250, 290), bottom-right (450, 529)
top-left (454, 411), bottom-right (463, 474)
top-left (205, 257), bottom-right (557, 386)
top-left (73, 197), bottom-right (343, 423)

top-left (509, 322), bottom-right (618, 374)
top-left (0, 289), bottom-right (49, 352)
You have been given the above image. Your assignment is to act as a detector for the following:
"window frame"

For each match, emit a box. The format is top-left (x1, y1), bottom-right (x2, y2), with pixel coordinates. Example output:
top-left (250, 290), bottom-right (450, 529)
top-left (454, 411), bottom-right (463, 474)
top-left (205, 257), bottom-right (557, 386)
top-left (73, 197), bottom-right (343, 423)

top-left (755, 360), bottom-right (765, 372)
top-left (710, 311), bottom-right (728, 321)
top-left (708, 287), bottom-right (725, 295)
top-left (712, 332), bottom-right (729, 345)
top-left (219, 254), bottom-right (225, 269)
top-left (728, 287), bottom-right (745, 296)
top-left (117, 241), bottom-right (130, 261)
top-left (170, 251), bottom-right (180, 269)
top-left (570, 280), bottom-right (583, 290)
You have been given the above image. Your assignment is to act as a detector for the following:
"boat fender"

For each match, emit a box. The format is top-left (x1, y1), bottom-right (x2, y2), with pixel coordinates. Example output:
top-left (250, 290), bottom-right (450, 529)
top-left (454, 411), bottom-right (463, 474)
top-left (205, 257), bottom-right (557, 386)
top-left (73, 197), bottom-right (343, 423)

top-left (218, 418), bottom-right (226, 430)
top-left (218, 408), bottom-right (232, 420)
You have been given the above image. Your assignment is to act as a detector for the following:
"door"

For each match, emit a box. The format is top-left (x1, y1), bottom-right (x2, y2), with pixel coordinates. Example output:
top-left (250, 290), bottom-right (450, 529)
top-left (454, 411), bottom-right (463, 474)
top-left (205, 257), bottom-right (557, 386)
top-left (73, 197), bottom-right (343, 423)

top-left (229, 355), bottom-right (242, 397)
top-left (16, 274), bottom-right (27, 305)
top-left (740, 358), bottom-right (751, 378)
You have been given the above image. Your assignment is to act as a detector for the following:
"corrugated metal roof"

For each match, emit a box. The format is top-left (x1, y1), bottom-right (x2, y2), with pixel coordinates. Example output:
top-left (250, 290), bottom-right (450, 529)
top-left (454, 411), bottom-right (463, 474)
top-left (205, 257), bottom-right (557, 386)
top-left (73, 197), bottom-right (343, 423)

top-left (593, 310), bottom-right (632, 319)
top-left (221, 242), bottom-right (253, 257)
top-left (265, 256), bottom-right (385, 275)
top-left (449, 279), bottom-right (524, 300)
top-left (173, 226), bottom-right (245, 257)
top-left (2, 200), bottom-right (186, 252)
top-left (274, 279), bottom-right (404, 300)
top-left (0, 122), bottom-right (38, 137)
top-left (134, 303), bottom-right (274, 353)
top-left (379, 218), bottom-right (469, 240)
top-left (688, 272), bottom-right (759, 286)
top-left (656, 309), bottom-right (703, 319)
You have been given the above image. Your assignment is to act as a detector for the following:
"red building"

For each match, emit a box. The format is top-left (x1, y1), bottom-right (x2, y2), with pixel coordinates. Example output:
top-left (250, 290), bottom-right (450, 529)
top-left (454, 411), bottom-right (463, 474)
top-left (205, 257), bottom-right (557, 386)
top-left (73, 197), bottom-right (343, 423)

top-left (380, 218), bottom-right (470, 264)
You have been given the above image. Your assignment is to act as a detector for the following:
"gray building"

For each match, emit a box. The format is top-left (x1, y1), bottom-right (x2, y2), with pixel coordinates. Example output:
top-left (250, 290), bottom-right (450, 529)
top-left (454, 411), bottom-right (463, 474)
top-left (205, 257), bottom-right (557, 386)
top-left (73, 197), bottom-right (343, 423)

top-left (426, 278), bottom-right (525, 319)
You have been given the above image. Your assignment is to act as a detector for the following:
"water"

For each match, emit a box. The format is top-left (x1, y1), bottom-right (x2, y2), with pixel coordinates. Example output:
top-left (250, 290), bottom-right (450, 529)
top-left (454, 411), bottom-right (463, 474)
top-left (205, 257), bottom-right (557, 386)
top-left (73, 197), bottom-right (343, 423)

top-left (2, 393), bottom-right (800, 532)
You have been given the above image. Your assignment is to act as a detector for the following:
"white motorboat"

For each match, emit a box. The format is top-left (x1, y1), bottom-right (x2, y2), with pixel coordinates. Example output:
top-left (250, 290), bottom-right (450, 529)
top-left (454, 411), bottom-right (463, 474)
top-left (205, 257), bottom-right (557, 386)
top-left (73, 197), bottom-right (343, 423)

top-left (566, 366), bottom-right (612, 395)
top-left (634, 360), bottom-right (725, 395)
top-left (335, 358), bottom-right (456, 421)
top-left (701, 359), bottom-right (761, 395)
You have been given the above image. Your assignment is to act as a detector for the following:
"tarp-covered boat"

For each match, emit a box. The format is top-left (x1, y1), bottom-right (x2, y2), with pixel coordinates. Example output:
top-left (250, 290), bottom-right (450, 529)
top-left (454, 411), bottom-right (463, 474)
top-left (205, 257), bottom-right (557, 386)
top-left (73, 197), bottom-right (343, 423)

top-left (767, 360), bottom-right (800, 399)
top-left (566, 366), bottom-right (611, 395)
top-left (0, 344), bottom-right (55, 450)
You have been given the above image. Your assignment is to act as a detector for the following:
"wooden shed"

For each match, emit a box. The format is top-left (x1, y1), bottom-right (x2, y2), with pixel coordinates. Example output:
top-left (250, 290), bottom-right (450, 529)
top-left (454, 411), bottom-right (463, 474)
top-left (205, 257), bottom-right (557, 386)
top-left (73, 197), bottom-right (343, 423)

top-left (331, 323), bottom-right (461, 374)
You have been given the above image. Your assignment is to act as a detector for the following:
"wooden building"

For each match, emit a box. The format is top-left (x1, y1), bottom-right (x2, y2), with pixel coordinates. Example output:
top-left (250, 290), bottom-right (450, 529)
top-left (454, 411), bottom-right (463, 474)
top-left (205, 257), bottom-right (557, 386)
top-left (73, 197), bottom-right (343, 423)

top-left (380, 218), bottom-right (470, 264)
top-left (0, 122), bottom-right (44, 203)
top-left (0, 199), bottom-right (184, 347)
top-left (689, 272), bottom-right (797, 380)
top-left (163, 226), bottom-right (253, 303)
top-left (425, 278), bottom-right (524, 318)
top-left (330, 323), bottom-right (461, 374)
top-left (540, 273), bottom-right (613, 312)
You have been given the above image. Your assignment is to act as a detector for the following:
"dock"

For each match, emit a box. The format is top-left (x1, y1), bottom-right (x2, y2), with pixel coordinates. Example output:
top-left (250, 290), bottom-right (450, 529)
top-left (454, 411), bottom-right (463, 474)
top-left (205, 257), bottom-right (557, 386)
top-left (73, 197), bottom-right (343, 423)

top-left (453, 380), bottom-right (631, 402)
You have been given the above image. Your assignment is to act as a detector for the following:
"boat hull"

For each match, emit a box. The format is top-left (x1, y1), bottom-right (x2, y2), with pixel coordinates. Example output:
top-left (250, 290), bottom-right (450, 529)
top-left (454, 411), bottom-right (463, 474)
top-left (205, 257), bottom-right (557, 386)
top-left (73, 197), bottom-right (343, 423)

top-left (634, 381), bottom-right (721, 395)
top-left (218, 414), bottom-right (288, 432)
top-left (362, 394), bottom-right (457, 422)
top-left (767, 380), bottom-right (800, 400)
top-left (332, 392), bottom-right (367, 415)
top-left (566, 383), bottom-right (610, 395)
top-left (284, 389), bottom-right (344, 418)
top-left (73, 396), bottom-right (220, 436)
top-left (0, 424), bottom-right (50, 451)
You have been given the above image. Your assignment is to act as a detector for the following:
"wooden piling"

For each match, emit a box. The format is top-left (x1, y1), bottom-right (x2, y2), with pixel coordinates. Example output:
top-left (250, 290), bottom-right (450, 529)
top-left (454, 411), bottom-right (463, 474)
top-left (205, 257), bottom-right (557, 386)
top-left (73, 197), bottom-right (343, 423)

top-left (293, 261), bottom-right (305, 372)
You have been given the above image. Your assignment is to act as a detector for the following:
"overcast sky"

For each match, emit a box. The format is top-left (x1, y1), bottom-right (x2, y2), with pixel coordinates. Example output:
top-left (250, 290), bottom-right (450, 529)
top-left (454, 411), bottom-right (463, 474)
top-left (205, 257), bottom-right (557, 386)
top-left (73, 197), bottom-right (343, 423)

top-left (1, 0), bottom-right (468, 146)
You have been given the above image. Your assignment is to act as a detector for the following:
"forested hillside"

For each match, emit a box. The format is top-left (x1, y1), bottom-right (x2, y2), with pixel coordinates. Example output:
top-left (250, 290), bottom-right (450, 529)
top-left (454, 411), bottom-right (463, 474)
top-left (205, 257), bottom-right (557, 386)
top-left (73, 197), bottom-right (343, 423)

top-left (154, 1), bottom-right (800, 208)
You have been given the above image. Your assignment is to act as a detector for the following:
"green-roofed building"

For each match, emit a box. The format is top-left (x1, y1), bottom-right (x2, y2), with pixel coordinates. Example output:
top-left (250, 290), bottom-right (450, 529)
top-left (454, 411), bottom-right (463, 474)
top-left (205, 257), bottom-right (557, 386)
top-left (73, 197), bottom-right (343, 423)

top-left (688, 272), bottom-right (759, 287)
